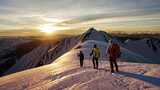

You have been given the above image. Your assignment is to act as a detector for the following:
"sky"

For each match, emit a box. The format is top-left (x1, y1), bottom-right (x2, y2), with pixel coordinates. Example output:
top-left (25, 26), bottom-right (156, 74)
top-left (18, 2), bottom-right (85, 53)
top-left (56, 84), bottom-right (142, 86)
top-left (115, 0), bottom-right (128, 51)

top-left (0, 0), bottom-right (160, 36)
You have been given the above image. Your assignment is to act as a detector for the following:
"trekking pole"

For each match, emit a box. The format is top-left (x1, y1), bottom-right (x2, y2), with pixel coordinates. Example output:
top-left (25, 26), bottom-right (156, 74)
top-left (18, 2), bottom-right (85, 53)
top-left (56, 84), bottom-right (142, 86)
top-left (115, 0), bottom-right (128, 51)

top-left (101, 57), bottom-right (103, 69)
top-left (89, 54), bottom-right (92, 68)
top-left (89, 48), bottom-right (92, 68)
top-left (89, 56), bottom-right (91, 68)
top-left (101, 56), bottom-right (103, 69)
top-left (100, 52), bottom-right (103, 69)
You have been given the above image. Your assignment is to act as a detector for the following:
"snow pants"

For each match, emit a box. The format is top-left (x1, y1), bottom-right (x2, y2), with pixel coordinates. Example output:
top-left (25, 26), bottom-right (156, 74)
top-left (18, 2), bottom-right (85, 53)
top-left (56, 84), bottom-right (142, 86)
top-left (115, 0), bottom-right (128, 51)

top-left (109, 57), bottom-right (118, 73)
top-left (80, 59), bottom-right (84, 67)
top-left (92, 57), bottom-right (99, 69)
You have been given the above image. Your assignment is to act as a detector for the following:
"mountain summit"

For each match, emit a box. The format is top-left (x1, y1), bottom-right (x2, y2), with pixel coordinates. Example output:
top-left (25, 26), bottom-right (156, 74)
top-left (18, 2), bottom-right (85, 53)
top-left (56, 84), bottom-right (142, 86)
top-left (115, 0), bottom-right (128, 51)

top-left (80, 27), bottom-right (110, 42)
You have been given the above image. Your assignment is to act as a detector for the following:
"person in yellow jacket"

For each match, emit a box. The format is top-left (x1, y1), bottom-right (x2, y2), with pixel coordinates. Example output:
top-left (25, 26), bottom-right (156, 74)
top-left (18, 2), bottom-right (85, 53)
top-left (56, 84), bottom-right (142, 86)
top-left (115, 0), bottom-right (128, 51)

top-left (90, 44), bottom-right (100, 69)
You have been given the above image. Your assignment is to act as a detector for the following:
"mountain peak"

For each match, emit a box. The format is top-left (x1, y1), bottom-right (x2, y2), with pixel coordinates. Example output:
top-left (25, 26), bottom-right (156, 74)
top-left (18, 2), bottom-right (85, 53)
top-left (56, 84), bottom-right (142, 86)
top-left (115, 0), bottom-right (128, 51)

top-left (88, 27), bottom-right (97, 31)
top-left (86, 27), bottom-right (97, 33)
top-left (80, 27), bottom-right (110, 42)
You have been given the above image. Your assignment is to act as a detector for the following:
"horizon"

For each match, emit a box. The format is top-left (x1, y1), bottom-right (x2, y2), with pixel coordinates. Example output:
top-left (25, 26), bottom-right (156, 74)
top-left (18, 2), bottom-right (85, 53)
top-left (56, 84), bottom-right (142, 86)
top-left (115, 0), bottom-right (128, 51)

top-left (0, 0), bottom-right (160, 36)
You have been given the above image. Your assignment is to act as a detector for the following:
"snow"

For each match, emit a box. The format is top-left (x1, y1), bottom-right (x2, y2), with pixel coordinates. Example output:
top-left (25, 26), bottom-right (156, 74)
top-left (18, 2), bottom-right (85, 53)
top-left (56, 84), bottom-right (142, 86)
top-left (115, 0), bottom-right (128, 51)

top-left (4, 28), bottom-right (158, 77)
top-left (0, 40), bottom-right (160, 90)
top-left (0, 37), bottom-right (35, 76)
top-left (4, 36), bottom-right (80, 75)
top-left (121, 38), bottom-right (160, 63)
top-left (0, 29), bottom-right (160, 89)
top-left (75, 40), bottom-right (147, 62)
top-left (80, 28), bottom-right (109, 42)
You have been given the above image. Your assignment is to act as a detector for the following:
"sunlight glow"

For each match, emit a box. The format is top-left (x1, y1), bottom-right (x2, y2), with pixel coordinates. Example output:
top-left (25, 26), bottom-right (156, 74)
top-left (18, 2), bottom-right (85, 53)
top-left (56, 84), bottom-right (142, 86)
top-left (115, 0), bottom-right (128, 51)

top-left (39, 23), bottom-right (70, 35)
top-left (39, 24), bottom-right (57, 34)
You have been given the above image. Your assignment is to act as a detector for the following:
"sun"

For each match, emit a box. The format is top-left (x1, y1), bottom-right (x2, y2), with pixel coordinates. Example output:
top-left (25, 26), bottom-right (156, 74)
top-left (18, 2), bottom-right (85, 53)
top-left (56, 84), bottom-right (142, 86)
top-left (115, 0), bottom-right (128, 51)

top-left (39, 24), bottom-right (56, 34)
top-left (39, 24), bottom-right (69, 35)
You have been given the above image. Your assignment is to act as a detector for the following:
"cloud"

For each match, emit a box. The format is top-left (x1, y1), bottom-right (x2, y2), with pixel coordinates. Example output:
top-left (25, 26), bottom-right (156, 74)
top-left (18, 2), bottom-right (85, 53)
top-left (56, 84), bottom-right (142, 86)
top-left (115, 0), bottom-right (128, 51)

top-left (59, 8), bottom-right (160, 25)
top-left (1, 0), bottom-right (160, 18)
top-left (0, 0), bottom-right (160, 34)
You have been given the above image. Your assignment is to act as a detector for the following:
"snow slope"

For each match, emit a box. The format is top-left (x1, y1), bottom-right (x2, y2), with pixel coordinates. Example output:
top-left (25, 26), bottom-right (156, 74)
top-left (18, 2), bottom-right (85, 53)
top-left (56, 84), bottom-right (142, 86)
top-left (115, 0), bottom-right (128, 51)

top-left (0, 37), bottom-right (40, 76)
top-left (0, 40), bottom-right (159, 90)
top-left (4, 28), bottom-right (109, 75)
top-left (5, 36), bottom-right (80, 75)
top-left (4, 28), bottom-right (157, 77)
top-left (121, 38), bottom-right (160, 63)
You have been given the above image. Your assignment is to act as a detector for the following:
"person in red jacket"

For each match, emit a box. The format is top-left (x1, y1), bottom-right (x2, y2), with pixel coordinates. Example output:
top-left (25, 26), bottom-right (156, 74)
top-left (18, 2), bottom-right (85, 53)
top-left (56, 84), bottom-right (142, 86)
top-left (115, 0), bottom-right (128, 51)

top-left (107, 39), bottom-right (121, 73)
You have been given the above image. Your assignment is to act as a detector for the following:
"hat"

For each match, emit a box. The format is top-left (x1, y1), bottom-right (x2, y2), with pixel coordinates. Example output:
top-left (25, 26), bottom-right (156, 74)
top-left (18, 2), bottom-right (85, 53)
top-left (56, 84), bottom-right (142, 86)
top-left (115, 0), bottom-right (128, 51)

top-left (111, 38), bottom-right (119, 44)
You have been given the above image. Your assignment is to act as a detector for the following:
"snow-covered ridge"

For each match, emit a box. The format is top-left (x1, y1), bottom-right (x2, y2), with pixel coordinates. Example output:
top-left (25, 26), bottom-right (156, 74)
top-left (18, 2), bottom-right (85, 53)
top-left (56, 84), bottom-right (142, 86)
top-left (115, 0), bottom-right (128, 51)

top-left (80, 28), bottom-right (110, 42)
top-left (0, 38), bottom-right (159, 90)
top-left (121, 38), bottom-right (160, 63)
top-left (4, 36), bottom-right (80, 75)
top-left (1, 27), bottom-right (160, 79)
top-left (0, 37), bottom-right (40, 76)
top-left (2, 28), bottom-right (111, 76)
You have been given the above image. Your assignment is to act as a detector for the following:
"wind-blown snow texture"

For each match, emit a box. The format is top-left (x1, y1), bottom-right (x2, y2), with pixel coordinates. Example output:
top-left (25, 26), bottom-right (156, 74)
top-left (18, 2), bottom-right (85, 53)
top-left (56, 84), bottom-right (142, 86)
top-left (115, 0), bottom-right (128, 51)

top-left (0, 28), bottom-right (160, 90)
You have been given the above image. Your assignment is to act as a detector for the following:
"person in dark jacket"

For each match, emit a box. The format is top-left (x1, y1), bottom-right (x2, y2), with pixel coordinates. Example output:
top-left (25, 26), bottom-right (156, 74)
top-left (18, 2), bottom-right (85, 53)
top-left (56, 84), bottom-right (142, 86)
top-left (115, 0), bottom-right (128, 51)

top-left (78, 51), bottom-right (84, 67)
top-left (107, 39), bottom-right (121, 73)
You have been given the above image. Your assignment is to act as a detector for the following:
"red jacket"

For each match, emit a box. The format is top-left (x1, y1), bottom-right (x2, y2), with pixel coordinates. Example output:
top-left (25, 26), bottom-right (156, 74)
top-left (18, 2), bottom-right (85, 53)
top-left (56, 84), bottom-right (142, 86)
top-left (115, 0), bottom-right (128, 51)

top-left (108, 43), bottom-right (120, 59)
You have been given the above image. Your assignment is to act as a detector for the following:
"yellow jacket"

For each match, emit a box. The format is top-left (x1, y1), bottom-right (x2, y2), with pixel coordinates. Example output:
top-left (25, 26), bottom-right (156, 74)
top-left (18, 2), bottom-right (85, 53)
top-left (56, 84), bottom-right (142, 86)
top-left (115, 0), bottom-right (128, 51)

top-left (91, 48), bottom-right (100, 58)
